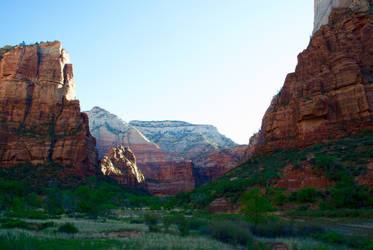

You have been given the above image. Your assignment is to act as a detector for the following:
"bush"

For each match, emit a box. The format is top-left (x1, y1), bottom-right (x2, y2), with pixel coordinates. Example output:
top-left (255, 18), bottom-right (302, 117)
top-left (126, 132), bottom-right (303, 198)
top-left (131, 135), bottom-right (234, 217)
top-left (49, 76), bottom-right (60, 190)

top-left (273, 191), bottom-right (287, 206)
top-left (296, 188), bottom-right (319, 203)
top-left (175, 215), bottom-right (190, 236)
top-left (207, 219), bottom-right (252, 245)
top-left (0, 218), bottom-right (31, 230)
top-left (239, 187), bottom-right (273, 225)
top-left (161, 215), bottom-right (174, 232)
top-left (5, 209), bottom-right (49, 219)
top-left (57, 223), bottom-right (78, 234)
top-left (313, 231), bottom-right (373, 249)
top-left (251, 219), bottom-right (295, 238)
top-left (250, 217), bottom-right (324, 238)
top-left (143, 213), bottom-right (158, 232)
top-left (129, 217), bottom-right (143, 224)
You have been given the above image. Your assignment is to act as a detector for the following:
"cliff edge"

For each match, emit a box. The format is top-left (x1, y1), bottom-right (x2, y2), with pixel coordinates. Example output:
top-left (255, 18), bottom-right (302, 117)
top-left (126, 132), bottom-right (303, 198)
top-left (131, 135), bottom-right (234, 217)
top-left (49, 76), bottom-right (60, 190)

top-left (0, 42), bottom-right (98, 184)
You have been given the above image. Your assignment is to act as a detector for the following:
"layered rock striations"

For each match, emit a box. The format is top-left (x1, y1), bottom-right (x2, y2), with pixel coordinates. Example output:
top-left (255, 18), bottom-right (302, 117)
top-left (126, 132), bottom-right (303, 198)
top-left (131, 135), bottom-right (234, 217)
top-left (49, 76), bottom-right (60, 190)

top-left (0, 42), bottom-right (98, 181)
top-left (100, 146), bottom-right (145, 187)
top-left (86, 107), bottom-right (195, 195)
top-left (129, 120), bottom-right (237, 161)
top-left (250, 7), bottom-right (373, 155)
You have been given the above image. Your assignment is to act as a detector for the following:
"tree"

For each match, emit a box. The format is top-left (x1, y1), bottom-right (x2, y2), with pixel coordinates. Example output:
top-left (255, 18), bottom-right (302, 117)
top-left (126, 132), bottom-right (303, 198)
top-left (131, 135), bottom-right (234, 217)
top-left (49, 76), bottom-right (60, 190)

top-left (239, 187), bottom-right (273, 226)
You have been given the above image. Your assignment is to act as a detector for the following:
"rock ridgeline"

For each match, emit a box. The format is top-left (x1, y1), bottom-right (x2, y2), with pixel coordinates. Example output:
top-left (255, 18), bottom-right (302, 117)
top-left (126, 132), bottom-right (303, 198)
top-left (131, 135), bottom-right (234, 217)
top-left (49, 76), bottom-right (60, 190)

top-left (129, 120), bottom-right (237, 161)
top-left (100, 146), bottom-right (145, 188)
top-left (87, 107), bottom-right (246, 194)
top-left (86, 107), bottom-right (195, 195)
top-left (0, 42), bottom-right (98, 183)
top-left (313, 0), bottom-right (371, 34)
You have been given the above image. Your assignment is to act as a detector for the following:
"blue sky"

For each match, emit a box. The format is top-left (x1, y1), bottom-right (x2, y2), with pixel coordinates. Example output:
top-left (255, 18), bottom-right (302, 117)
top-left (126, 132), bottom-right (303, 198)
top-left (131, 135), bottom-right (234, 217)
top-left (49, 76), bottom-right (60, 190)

top-left (1, 0), bottom-right (314, 144)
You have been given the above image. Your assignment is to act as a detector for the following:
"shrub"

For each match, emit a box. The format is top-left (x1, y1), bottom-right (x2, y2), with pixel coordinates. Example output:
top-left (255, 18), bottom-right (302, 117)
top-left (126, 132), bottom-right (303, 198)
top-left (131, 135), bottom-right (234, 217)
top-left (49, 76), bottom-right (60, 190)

top-left (26, 192), bottom-right (42, 208)
top-left (5, 209), bottom-right (49, 219)
top-left (273, 191), bottom-right (287, 206)
top-left (0, 218), bottom-right (31, 230)
top-left (175, 215), bottom-right (190, 236)
top-left (296, 188), bottom-right (319, 203)
top-left (251, 219), bottom-right (295, 238)
top-left (57, 223), bottom-right (78, 234)
top-left (239, 187), bottom-right (273, 225)
top-left (207, 219), bottom-right (252, 245)
top-left (330, 178), bottom-right (372, 208)
top-left (161, 215), bottom-right (174, 232)
top-left (129, 217), bottom-right (143, 224)
top-left (188, 217), bottom-right (205, 230)
top-left (143, 213), bottom-right (159, 232)
top-left (319, 201), bottom-right (335, 210)
top-left (250, 218), bottom-right (324, 238)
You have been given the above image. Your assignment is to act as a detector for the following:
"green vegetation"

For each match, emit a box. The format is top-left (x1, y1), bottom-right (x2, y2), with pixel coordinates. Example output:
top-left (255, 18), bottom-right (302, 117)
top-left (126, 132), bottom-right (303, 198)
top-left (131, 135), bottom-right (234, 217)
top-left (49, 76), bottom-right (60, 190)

top-left (0, 45), bottom-right (13, 59)
top-left (143, 213), bottom-right (159, 232)
top-left (173, 130), bottom-right (373, 212)
top-left (206, 219), bottom-right (253, 245)
top-left (58, 223), bottom-right (79, 234)
top-left (0, 130), bottom-right (371, 248)
top-left (239, 187), bottom-right (273, 225)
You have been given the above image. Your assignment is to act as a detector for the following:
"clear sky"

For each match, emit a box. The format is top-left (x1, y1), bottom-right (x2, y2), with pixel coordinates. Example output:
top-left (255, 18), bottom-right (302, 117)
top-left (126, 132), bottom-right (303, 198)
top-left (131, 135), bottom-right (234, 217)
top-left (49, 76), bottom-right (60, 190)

top-left (1, 0), bottom-right (314, 144)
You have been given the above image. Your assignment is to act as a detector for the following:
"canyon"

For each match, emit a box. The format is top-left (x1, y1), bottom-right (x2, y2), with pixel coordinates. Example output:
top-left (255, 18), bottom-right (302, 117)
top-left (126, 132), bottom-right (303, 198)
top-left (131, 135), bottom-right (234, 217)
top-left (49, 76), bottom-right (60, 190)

top-left (0, 0), bottom-right (371, 198)
top-left (86, 107), bottom-right (246, 195)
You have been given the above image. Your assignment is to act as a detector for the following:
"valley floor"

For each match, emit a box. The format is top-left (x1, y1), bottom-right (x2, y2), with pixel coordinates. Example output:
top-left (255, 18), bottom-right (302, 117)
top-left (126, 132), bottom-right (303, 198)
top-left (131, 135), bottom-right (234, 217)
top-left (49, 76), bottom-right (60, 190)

top-left (1, 208), bottom-right (372, 250)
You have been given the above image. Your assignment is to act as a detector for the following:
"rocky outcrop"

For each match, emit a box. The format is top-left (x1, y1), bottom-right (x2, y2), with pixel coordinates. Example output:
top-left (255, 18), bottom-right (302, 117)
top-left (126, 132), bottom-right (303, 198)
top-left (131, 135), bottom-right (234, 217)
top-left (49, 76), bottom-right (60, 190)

top-left (205, 198), bottom-right (240, 214)
top-left (250, 7), bottom-right (373, 155)
top-left (129, 120), bottom-right (237, 161)
top-left (100, 146), bottom-right (144, 187)
top-left (274, 163), bottom-right (335, 191)
top-left (86, 107), bottom-right (195, 195)
top-left (193, 145), bottom-right (248, 186)
top-left (0, 42), bottom-right (98, 181)
top-left (313, 0), bottom-right (371, 34)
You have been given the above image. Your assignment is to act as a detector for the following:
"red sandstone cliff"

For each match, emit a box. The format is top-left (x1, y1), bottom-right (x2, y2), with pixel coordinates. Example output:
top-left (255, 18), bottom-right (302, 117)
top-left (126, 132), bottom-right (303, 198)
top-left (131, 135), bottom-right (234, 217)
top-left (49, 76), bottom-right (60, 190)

top-left (100, 146), bottom-right (145, 188)
top-left (0, 42), bottom-right (98, 181)
top-left (250, 8), bottom-right (373, 155)
top-left (193, 145), bottom-right (249, 186)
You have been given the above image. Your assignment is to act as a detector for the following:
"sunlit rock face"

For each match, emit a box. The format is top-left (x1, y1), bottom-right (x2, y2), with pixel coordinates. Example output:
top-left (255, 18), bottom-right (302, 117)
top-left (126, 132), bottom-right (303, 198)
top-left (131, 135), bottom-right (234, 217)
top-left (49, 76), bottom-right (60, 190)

top-left (313, 0), bottom-right (371, 33)
top-left (100, 146), bottom-right (145, 187)
top-left (0, 42), bottom-right (98, 178)
top-left (129, 120), bottom-right (237, 161)
top-left (86, 107), bottom-right (195, 195)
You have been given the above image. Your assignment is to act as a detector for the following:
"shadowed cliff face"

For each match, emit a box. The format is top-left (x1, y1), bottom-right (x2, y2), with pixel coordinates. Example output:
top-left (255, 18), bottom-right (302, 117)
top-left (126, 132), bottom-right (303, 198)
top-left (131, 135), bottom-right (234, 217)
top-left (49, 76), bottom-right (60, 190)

top-left (0, 42), bottom-right (99, 181)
